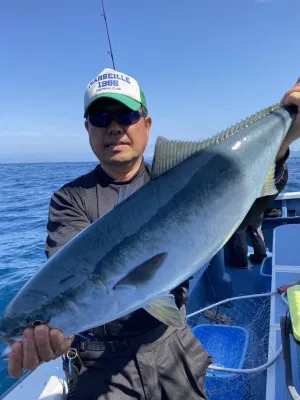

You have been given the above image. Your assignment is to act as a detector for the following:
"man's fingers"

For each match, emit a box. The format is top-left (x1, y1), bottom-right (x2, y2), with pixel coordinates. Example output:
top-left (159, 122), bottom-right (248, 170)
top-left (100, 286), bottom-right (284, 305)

top-left (8, 325), bottom-right (71, 379)
top-left (23, 328), bottom-right (40, 370)
top-left (282, 83), bottom-right (300, 104)
top-left (34, 325), bottom-right (55, 362)
top-left (50, 329), bottom-right (71, 357)
top-left (8, 341), bottom-right (24, 378)
top-left (284, 91), bottom-right (300, 107)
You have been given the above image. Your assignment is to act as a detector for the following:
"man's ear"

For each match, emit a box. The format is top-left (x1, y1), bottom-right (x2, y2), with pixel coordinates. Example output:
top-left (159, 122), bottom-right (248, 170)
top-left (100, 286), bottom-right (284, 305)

top-left (145, 116), bottom-right (152, 139)
top-left (84, 120), bottom-right (89, 132)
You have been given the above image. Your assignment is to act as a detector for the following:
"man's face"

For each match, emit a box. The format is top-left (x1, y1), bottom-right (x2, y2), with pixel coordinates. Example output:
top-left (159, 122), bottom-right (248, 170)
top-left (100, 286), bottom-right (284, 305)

top-left (85, 99), bottom-right (152, 167)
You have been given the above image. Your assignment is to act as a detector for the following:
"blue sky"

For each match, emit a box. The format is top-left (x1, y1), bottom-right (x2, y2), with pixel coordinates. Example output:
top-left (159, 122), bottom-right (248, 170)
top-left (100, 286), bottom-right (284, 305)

top-left (1, 0), bottom-right (300, 163)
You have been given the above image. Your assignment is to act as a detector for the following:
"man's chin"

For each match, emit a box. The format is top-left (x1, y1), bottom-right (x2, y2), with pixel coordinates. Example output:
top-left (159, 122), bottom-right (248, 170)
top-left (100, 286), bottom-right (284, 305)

top-left (103, 153), bottom-right (140, 166)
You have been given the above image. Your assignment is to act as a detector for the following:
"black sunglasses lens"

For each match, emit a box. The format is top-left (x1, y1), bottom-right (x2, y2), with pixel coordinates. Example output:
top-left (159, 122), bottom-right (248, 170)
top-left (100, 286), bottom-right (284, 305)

top-left (89, 111), bottom-right (141, 127)
top-left (89, 113), bottom-right (113, 127)
top-left (118, 111), bottom-right (140, 125)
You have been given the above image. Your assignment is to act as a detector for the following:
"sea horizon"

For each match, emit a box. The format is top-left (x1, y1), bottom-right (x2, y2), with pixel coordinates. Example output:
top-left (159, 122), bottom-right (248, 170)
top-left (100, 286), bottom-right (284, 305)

top-left (1, 151), bottom-right (300, 165)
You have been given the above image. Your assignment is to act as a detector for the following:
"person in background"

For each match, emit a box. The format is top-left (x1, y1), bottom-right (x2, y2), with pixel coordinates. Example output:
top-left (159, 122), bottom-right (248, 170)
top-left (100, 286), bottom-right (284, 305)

top-left (226, 212), bottom-right (268, 269)
top-left (248, 213), bottom-right (268, 264)
top-left (7, 71), bottom-right (300, 399)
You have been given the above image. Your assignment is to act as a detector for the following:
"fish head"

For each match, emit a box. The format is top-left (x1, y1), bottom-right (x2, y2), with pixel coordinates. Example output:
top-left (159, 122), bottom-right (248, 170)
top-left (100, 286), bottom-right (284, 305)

top-left (0, 314), bottom-right (50, 353)
top-left (0, 309), bottom-right (51, 341)
top-left (44, 273), bottom-right (120, 336)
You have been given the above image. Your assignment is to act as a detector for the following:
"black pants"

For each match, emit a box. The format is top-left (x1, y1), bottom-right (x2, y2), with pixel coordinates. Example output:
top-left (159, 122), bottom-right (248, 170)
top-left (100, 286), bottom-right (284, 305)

top-left (247, 215), bottom-right (267, 259)
top-left (227, 214), bottom-right (267, 267)
top-left (63, 324), bottom-right (212, 400)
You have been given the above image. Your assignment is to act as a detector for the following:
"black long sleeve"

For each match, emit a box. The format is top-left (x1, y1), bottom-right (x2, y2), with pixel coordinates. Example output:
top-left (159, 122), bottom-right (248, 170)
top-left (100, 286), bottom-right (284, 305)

top-left (45, 186), bottom-right (91, 258)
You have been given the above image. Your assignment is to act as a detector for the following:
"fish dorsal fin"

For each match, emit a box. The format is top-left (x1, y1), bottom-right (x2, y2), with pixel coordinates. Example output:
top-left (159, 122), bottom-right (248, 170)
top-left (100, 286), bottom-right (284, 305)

top-left (151, 103), bottom-right (285, 179)
top-left (151, 136), bottom-right (210, 179)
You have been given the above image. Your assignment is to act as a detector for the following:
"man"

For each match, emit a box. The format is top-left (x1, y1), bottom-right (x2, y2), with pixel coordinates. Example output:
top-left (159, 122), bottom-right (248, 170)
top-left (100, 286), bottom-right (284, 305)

top-left (8, 69), bottom-right (300, 400)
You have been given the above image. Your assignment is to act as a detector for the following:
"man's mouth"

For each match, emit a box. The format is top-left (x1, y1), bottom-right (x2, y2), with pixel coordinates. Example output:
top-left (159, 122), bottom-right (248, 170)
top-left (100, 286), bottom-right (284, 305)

top-left (105, 141), bottom-right (130, 149)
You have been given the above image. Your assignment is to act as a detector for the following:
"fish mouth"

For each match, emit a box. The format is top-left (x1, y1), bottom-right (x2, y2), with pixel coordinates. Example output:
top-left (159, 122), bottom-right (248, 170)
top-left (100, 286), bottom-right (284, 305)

top-left (0, 331), bottom-right (15, 346)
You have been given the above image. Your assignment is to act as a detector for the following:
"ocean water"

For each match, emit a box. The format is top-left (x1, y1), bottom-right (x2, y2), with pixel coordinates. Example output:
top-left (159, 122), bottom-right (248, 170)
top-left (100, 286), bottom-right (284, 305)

top-left (0, 158), bottom-right (299, 395)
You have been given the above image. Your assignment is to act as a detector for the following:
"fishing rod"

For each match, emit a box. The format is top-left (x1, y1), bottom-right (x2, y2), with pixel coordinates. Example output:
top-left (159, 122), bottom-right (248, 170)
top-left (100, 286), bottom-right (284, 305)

top-left (100, 0), bottom-right (116, 70)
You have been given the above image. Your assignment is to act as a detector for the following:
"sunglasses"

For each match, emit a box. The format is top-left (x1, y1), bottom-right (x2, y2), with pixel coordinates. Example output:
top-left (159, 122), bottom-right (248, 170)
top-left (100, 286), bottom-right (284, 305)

top-left (88, 110), bottom-right (147, 128)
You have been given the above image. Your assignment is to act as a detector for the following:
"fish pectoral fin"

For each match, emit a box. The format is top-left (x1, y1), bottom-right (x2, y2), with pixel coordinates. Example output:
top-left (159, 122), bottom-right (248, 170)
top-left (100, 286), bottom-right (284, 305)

top-left (143, 293), bottom-right (186, 328)
top-left (112, 252), bottom-right (168, 292)
top-left (258, 162), bottom-right (278, 198)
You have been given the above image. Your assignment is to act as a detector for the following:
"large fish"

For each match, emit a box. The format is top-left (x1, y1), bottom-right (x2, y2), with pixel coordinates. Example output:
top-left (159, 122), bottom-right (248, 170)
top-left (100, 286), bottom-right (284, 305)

top-left (0, 103), bottom-right (297, 342)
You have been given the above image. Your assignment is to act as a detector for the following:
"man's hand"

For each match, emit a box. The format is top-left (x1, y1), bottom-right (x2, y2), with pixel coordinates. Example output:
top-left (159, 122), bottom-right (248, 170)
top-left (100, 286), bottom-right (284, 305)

top-left (8, 325), bottom-right (73, 378)
top-left (277, 78), bottom-right (300, 160)
top-left (282, 77), bottom-right (300, 109)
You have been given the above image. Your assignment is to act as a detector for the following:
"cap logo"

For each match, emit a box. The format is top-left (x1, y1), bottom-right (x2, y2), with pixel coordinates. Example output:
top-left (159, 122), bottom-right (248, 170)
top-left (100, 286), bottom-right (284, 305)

top-left (88, 73), bottom-right (131, 90)
top-left (86, 69), bottom-right (139, 100)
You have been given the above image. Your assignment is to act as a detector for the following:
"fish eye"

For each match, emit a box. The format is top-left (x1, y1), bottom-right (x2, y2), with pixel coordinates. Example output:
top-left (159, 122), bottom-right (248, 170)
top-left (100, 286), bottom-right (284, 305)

top-left (32, 320), bottom-right (43, 327)
top-left (25, 314), bottom-right (49, 327)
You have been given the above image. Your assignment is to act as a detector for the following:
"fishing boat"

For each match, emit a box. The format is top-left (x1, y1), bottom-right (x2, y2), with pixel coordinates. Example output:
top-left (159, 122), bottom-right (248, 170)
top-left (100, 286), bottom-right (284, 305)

top-left (1, 191), bottom-right (299, 400)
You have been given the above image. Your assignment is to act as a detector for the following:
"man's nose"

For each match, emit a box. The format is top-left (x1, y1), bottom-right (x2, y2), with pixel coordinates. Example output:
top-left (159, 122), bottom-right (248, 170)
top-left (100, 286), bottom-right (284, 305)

top-left (107, 120), bottom-right (124, 135)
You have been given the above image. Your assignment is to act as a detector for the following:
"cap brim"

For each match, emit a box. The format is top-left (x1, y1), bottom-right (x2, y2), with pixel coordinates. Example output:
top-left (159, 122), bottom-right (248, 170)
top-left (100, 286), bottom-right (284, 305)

top-left (84, 93), bottom-right (141, 117)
